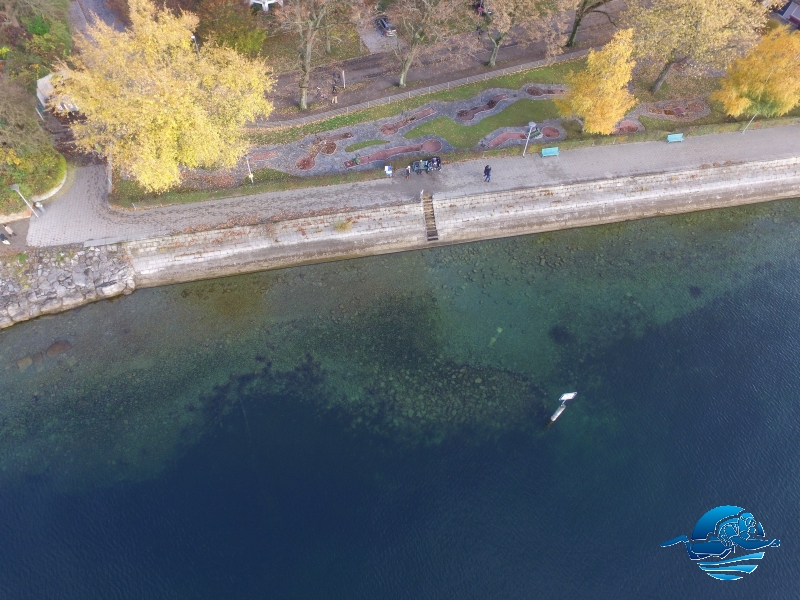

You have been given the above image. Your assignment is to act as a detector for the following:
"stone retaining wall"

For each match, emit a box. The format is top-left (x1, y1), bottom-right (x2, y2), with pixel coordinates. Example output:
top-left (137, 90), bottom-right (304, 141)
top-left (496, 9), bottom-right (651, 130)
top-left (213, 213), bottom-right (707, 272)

top-left (126, 203), bottom-right (427, 287)
top-left (0, 245), bottom-right (136, 329)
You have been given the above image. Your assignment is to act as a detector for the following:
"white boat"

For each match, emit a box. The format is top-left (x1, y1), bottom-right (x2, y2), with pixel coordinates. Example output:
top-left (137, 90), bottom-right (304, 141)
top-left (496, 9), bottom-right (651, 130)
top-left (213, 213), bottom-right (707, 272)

top-left (550, 392), bottom-right (577, 422)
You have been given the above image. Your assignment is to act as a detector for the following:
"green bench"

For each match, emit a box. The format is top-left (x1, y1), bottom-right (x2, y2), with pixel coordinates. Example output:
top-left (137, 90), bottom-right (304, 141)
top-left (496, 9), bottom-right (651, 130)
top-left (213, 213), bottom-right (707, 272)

top-left (541, 147), bottom-right (559, 157)
top-left (667, 133), bottom-right (684, 143)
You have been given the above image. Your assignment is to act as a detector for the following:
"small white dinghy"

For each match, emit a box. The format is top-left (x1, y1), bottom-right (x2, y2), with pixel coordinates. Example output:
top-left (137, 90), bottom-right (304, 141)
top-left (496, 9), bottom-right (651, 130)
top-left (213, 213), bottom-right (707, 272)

top-left (550, 392), bottom-right (577, 422)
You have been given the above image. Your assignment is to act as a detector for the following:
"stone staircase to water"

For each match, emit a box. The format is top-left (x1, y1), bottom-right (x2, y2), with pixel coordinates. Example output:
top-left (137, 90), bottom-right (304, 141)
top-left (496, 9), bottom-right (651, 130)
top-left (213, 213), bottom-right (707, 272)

top-left (421, 191), bottom-right (439, 242)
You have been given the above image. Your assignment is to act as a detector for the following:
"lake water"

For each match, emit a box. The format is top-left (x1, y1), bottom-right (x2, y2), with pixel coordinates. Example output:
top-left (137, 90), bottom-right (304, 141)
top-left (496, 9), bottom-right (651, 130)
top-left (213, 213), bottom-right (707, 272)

top-left (1, 199), bottom-right (799, 599)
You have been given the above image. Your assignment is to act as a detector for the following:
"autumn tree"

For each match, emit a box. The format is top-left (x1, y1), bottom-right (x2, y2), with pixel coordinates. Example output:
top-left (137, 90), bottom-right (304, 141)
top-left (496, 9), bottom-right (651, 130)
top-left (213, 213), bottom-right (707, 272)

top-left (711, 26), bottom-right (800, 122)
top-left (564, 0), bottom-right (615, 48)
top-left (386, 0), bottom-right (472, 87)
top-left (624, 0), bottom-right (780, 94)
top-left (555, 28), bottom-right (636, 134)
top-left (481, 0), bottom-right (567, 67)
top-left (273, 0), bottom-right (340, 110)
top-left (53, 0), bottom-right (274, 192)
top-left (195, 0), bottom-right (267, 56)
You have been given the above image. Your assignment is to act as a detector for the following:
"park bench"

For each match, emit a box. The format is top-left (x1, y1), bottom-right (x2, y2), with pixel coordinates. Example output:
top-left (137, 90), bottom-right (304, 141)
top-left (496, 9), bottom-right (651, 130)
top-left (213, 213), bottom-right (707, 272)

top-left (667, 133), bottom-right (684, 143)
top-left (541, 147), bottom-right (559, 157)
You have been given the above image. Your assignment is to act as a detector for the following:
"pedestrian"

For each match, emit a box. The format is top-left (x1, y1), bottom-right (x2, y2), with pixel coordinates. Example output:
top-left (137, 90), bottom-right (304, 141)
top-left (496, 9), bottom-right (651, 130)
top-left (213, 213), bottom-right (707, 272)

top-left (331, 84), bottom-right (338, 104)
top-left (483, 164), bottom-right (491, 182)
top-left (405, 165), bottom-right (411, 179)
top-left (0, 233), bottom-right (9, 245)
top-left (1, 223), bottom-right (14, 236)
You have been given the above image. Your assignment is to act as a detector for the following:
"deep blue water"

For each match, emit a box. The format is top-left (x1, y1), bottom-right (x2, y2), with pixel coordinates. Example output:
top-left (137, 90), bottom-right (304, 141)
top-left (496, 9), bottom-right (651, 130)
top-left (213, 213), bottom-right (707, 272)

top-left (1, 201), bottom-right (799, 599)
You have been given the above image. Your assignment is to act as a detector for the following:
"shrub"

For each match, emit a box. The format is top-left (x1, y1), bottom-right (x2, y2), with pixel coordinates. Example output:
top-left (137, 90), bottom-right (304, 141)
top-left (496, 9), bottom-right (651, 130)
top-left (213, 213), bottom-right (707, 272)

top-left (24, 15), bottom-right (50, 36)
top-left (25, 19), bottom-right (71, 64)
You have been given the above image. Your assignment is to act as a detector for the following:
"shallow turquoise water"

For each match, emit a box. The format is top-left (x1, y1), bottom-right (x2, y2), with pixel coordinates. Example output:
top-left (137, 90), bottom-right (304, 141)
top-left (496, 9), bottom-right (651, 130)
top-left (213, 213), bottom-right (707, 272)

top-left (1, 199), bottom-right (799, 598)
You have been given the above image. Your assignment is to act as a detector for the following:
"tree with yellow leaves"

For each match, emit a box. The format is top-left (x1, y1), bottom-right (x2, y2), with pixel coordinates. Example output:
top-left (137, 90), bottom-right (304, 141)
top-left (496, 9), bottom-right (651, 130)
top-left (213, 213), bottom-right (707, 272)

top-left (711, 26), bottom-right (800, 126)
top-left (53, 0), bottom-right (274, 193)
top-left (556, 28), bottom-right (636, 135)
top-left (624, 0), bottom-right (780, 94)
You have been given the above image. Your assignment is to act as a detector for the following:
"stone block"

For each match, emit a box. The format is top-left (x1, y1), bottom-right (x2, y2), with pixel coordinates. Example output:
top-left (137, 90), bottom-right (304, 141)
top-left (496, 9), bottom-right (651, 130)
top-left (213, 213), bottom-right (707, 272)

top-left (7, 303), bottom-right (27, 321)
top-left (97, 280), bottom-right (127, 297)
top-left (40, 297), bottom-right (63, 312)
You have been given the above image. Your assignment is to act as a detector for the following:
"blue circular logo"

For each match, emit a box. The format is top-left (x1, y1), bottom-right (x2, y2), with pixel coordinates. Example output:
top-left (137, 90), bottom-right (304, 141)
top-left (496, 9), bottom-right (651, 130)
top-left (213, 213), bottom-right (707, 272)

top-left (661, 505), bottom-right (780, 580)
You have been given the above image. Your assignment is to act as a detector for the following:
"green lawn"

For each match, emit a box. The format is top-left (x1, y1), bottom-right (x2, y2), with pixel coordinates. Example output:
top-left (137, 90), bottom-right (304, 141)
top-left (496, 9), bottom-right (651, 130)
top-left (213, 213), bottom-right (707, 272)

top-left (345, 139), bottom-right (386, 152)
top-left (404, 99), bottom-right (560, 148)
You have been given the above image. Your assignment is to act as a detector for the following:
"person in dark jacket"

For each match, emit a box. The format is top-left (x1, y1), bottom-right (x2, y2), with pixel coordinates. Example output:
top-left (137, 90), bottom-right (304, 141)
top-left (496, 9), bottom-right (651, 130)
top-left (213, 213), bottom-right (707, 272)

top-left (483, 165), bottom-right (491, 182)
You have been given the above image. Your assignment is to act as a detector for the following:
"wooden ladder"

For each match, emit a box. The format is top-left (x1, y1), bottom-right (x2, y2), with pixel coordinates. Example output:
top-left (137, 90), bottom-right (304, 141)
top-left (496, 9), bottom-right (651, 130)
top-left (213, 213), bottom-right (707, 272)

top-left (420, 190), bottom-right (439, 242)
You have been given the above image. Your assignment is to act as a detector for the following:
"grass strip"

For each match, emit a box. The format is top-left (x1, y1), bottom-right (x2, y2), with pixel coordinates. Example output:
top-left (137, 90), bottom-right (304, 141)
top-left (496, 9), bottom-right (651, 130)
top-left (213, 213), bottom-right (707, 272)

top-left (404, 100), bottom-right (560, 148)
top-left (345, 139), bottom-right (387, 152)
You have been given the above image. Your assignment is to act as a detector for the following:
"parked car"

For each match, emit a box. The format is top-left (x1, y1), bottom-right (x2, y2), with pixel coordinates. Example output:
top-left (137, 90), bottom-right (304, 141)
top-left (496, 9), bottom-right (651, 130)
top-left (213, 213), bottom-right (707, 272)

top-left (376, 16), bottom-right (397, 36)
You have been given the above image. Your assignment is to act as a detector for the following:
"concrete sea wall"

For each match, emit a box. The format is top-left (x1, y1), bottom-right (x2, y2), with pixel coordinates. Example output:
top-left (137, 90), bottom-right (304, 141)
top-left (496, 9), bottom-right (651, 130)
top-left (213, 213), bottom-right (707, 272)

top-left (124, 157), bottom-right (800, 289)
top-left (126, 204), bottom-right (426, 287)
top-left (2, 157), bottom-right (799, 330)
top-left (433, 157), bottom-right (800, 243)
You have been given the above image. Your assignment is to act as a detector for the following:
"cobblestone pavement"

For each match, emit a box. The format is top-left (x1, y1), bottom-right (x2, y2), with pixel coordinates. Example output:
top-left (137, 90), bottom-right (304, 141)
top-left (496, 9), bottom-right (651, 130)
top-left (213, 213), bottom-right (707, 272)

top-left (26, 125), bottom-right (800, 248)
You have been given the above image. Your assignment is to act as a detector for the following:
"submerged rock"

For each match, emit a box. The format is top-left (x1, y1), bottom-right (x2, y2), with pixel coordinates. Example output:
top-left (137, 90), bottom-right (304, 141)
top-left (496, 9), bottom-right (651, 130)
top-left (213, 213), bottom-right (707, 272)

top-left (16, 356), bottom-right (33, 372)
top-left (46, 340), bottom-right (72, 358)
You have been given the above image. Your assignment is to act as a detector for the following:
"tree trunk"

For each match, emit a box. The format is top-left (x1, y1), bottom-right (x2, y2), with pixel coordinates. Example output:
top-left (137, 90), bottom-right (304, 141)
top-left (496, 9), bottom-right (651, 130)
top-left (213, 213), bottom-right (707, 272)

top-left (487, 35), bottom-right (502, 68)
top-left (325, 24), bottom-right (332, 54)
top-left (299, 28), bottom-right (315, 110)
top-left (398, 45), bottom-right (418, 87)
top-left (300, 84), bottom-right (308, 111)
top-left (398, 58), bottom-right (412, 87)
top-left (651, 60), bottom-right (674, 94)
top-left (566, 12), bottom-right (584, 48)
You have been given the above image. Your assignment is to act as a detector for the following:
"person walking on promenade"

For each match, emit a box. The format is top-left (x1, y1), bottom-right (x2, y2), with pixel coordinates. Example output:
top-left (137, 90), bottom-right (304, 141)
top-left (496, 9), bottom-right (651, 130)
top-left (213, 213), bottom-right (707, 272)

top-left (484, 164), bottom-right (491, 182)
top-left (405, 165), bottom-right (412, 179)
top-left (331, 84), bottom-right (339, 104)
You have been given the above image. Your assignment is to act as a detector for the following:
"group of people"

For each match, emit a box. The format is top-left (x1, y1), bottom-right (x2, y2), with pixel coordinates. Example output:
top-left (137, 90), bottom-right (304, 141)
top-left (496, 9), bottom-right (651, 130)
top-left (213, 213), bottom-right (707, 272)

top-left (315, 73), bottom-right (341, 105)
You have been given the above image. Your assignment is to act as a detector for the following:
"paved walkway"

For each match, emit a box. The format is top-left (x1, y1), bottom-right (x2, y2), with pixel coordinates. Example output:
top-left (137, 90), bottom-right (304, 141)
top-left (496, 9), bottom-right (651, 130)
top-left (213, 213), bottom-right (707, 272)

top-left (27, 125), bottom-right (800, 248)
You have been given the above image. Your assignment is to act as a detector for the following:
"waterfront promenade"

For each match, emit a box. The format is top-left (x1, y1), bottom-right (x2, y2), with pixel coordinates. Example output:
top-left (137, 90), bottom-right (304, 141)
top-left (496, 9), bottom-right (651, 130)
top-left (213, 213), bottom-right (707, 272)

top-left (4, 124), bottom-right (800, 330)
top-left (26, 124), bottom-right (800, 248)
